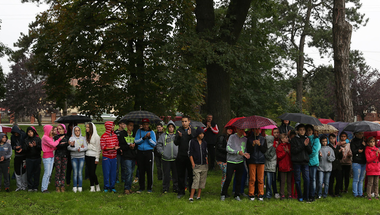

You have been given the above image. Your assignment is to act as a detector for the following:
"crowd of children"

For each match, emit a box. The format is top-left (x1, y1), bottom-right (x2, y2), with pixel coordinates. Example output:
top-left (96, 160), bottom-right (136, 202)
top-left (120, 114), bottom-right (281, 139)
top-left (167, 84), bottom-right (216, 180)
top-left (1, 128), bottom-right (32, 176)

top-left (0, 118), bottom-right (379, 203)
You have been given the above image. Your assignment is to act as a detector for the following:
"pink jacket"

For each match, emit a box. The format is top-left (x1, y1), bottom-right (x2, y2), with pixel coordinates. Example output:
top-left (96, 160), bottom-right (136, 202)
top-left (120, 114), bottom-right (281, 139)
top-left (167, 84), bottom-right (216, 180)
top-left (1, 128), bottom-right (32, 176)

top-left (42, 125), bottom-right (61, 158)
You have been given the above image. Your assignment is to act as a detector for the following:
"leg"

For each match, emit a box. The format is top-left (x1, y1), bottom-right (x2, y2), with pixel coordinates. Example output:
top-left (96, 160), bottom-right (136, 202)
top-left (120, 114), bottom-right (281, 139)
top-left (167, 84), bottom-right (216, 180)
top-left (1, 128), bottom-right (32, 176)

top-left (221, 163), bottom-right (235, 196)
top-left (256, 164), bottom-right (265, 197)
top-left (324, 172), bottom-right (331, 197)
top-left (171, 161), bottom-right (178, 191)
top-left (240, 165), bottom-right (248, 194)
top-left (26, 159), bottom-right (33, 189)
top-left (66, 155), bottom-right (72, 185)
top-left (234, 163), bottom-right (244, 197)
top-left (2, 160), bottom-right (10, 189)
top-left (109, 158), bottom-right (117, 189)
top-left (116, 154), bottom-right (121, 182)
top-left (358, 164), bottom-right (366, 196)
top-left (217, 161), bottom-right (227, 190)
top-left (318, 171), bottom-right (324, 197)
top-left (351, 163), bottom-right (359, 196)
top-left (55, 156), bottom-right (62, 187)
top-left (301, 165), bottom-right (310, 201)
top-left (328, 170), bottom-right (336, 195)
top-left (146, 151), bottom-right (154, 191)
top-left (335, 169), bottom-right (343, 195)
top-left (207, 144), bottom-right (215, 170)
top-left (124, 159), bottom-right (134, 191)
top-left (155, 153), bottom-right (163, 180)
top-left (199, 164), bottom-right (208, 190)
top-left (293, 164), bottom-right (302, 200)
top-left (71, 158), bottom-right (78, 188)
top-left (280, 172), bottom-right (285, 196)
top-left (374, 176), bottom-right (379, 197)
top-left (176, 157), bottom-right (186, 195)
top-left (41, 157), bottom-right (53, 192)
top-left (266, 171), bottom-right (273, 198)
top-left (309, 166), bottom-right (317, 199)
top-left (186, 158), bottom-right (193, 193)
top-left (162, 160), bottom-right (171, 192)
top-left (137, 151), bottom-right (146, 191)
top-left (286, 172), bottom-right (292, 197)
top-left (248, 164), bottom-right (257, 197)
top-left (367, 176), bottom-right (374, 198)
top-left (78, 158), bottom-right (85, 187)
top-left (102, 157), bottom-right (111, 190)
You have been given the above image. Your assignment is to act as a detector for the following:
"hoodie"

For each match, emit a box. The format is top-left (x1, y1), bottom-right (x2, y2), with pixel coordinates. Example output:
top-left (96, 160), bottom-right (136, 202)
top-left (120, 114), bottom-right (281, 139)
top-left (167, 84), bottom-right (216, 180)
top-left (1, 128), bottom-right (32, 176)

top-left (264, 136), bottom-right (277, 172)
top-left (0, 133), bottom-right (12, 161)
top-left (42, 125), bottom-right (61, 158)
top-left (24, 127), bottom-right (42, 159)
top-left (100, 121), bottom-right (119, 159)
top-left (68, 126), bottom-right (87, 158)
top-left (85, 123), bottom-right (101, 162)
top-left (135, 126), bottom-right (156, 151)
top-left (290, 134), bottom-right (312, 165)
top-left (318, 145), bottom-right (335, 172)
top-left (11, 125), bottom-right (27, 157)
top-left (156, 120), bottom-right (178, 161)
top-left (226, 133), bottom-right (247, 164)
top-left (308, 134), bottom-right (321, 167)
top-left (216, 134), bottom-right (229, 163)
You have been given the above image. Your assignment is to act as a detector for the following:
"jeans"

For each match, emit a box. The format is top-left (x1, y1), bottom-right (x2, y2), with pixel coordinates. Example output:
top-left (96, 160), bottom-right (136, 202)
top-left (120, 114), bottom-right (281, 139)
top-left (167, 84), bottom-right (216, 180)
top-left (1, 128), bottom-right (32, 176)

top-left (266, 172), bottom-right (274, 198)
top-left (123, 159), bottom-right (135, 190)
top-left (293, 164), bottom-right (310, 201)
top-left (102, 157), bottom-right (117, 190)
top-left (116, 154), bottom-right (126, 182)
top-left (71, 157), bottom-right (85, 187)
top-left (41, 157), bottom-right (54, 192)
top-left (309, 166), bottom-right (318, 198)
top-left (352, 163), bottom-right (366, 197)
top-left (318, 171), bottom-right (331, 197)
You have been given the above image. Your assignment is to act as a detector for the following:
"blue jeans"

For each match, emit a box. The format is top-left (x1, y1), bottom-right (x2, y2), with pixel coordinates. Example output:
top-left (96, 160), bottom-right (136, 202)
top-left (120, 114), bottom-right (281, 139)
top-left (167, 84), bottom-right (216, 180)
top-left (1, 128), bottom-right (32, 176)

top-left (352, 163), bottom-right (366, 197)
top-left (309, 166), bottom-right (318, 198)
top-left (71, 157), bottom-right (85, 187)
top-left (41, 157), bottom-right (54, 192)
top-left (266, 172), bottom-right (274, 198)
top-left (293, 164), bottom-right (310, 201)
top-left (102, 157), bottom-right (117, 190)
top-left (123, 159), bottom-right (135, 190)
top-left (318, 171), bottom-right (331, 197)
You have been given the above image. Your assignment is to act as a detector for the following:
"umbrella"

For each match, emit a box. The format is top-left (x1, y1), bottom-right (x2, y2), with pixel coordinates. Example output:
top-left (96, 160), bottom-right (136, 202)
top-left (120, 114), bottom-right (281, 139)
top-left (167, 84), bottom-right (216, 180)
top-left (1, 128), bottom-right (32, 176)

top-left (260, 125), bottom-right (277, 130)
top-left (120, 111), bottom-right (162, 124)
top-left (313, 124), bottom-right (338, 134)
top-left (278, 113), bottom-right (323, 126)
top-left (174, 120), bottom-right (205, 128)
top-left (328, 122), bottom-right (353, 140)
top-left (225, 117), bottom-right (245, 128)
top-left (55, 115), bottom-right (92, 123)
top-left (0, 125), bottom-right (12, 133)
top-left (342, 121), bottom-right (380, 133)
top-left (319, 118), bottom-right (335, 124)
top-left (232, 115), bottom-right (277, 129)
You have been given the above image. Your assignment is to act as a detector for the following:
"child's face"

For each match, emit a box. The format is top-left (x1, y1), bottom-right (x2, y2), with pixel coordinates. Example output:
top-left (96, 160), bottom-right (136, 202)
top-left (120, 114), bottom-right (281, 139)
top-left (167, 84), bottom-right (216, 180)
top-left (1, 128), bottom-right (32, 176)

top-left (369, 139), bottom-right (376, 147)
top-left (74, 127), bottom-right (81, 137)
top-left (127, 123), bottom-right (134, 131)
top-left (1, 136), bottom-right (6, 143)
top-left (119, 123), bottom-right (126, 130)
top-left (298, 127), bottom-right (306, 136)
top-left (58, 126), bottom-right (65, 135)
top-left (85, 124), bottom-right (90, 133)
top-left (329, 136), bottom-right (336, 144)
top-left (314, 130), bottom-right (319, 137)
top-left (281, 136), bottom-right (289, 143)
top-left (321, 139), bottom-right (328, 146)
top-left (28, 130), bottom-right (34, 138)
top-left (49, 129), bottom-right (55, 137)
top-left (340, 134), bottom-right (347, 141)
top-left (253, 128), bottom-right (260, 136)
top-left (168, 125), bottom-right (174, 133)
top-left (156, 125), bottom-right (163, 132)
top-left (273, 129), bottom-right (279, 138)
top-left (227, 128), bottom-right (233, 135)
top-left (306, 128), bottom-right (313, 136)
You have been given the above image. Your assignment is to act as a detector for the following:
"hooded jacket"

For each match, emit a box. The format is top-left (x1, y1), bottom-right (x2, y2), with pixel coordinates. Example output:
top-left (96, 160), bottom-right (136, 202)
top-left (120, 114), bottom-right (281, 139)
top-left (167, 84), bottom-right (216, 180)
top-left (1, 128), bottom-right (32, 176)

top-left (246, 133), bottom-right (267, 164)
top-left (0, 133), bottom-right (12, 161)
top-left (174, 125), bottom-right (196, 158)
top-left (290, 134), bottom-right (312, 165)
top-left (11, 125), bottom-right (27, 157)
top-left (365, 145), bottom-right (380, 176)
top-left (42, 125), bottom-right (61, 158)
top-left (135, 127), bottom-right (156, 151)
top-left (156, 120), bottom-right (178, 161)
top-left (226, 133), bottom-right (247, 164)
top-left (308, 134), bottom-right (321, 167)
top-left (189, 136), bottom-right (208, 165)
top-left (278, 121), bottom-right (294, 135)
top-left (24, 127), bottom-right (42, 159)
top-left (100, 121), bottom-right (119, 159)
top-left (85, 123), bottom-right (101, 162)
top-left (318, 145), bottom-right (335, 172)
top-left (264, 136), bottom-right (277, 172)
top-left (216, 134), bottom-right (229, 163)
top-left (351, 137), bottom-right (366, 164)
top-left (68, 126), bottom-right (87, 158)
top-left (276, 141), bottom-right (292, 172)
top-left (340, 142), bottom-right (352, 165)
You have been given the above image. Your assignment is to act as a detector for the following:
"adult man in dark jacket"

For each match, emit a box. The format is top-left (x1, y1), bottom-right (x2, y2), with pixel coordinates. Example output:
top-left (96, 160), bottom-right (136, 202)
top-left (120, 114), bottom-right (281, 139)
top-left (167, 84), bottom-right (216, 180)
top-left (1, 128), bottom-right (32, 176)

top-left (11, 125), bottom-right (27, 191)
top-left (174, 116), bottom-right (196, 198)
top-left (203, 114), bottom-right (219, 171)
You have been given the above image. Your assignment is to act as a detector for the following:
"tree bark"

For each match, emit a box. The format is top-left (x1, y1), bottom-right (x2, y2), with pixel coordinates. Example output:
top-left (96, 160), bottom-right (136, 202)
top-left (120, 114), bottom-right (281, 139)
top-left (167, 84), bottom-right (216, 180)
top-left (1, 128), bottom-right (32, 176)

top-left (333, 0), bottom-right (354, 122)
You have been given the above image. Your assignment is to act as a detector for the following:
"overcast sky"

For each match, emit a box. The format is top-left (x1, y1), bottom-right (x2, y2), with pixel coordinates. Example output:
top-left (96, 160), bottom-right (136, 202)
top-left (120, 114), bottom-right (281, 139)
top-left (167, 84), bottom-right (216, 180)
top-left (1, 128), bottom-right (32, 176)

top-left (0, 0), bottom-right (379, 74)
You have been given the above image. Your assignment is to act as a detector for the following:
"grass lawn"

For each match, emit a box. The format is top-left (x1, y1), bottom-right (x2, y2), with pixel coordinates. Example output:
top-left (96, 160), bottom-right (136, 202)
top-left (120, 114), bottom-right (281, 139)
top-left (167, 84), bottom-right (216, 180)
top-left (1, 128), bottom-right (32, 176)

top-left (1, 125), bottom-right (380, 214)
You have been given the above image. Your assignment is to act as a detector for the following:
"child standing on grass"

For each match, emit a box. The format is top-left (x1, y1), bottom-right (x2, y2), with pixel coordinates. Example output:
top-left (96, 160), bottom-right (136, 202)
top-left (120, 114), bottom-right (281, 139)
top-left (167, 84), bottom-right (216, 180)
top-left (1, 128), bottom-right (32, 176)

top-left (68, 126), bottom-right (87, 193)
top-left (276, 134), bottom-right (292, 199)
top-left (264, 135), bottom-right (277, 199)
top-left (365, 136), bottom-right (380, 201)
top-left (318, 136), bottom-right (335, 198)
top-left (339, 132), bottom-right (352, 193)
top-left (54, 124), bottom-right (69, 192)
top-left (85, 122), bottom-right (101, 192)
top-left (24, 127), bottom-right (42, 192)
top-left (328, 134), bottom-right (343, 197)
top-left (188, 127), bottom-right (208, 202)
top-left (0, 133), bottom-right (11, 192)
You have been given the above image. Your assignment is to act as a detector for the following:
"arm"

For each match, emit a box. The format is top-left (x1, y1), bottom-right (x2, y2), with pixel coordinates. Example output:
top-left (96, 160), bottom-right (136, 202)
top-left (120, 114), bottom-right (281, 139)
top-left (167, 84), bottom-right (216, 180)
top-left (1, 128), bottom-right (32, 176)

top-left (45, 136), bottom-right (62, 148)
top-left (134, 129), bottom-right (144, 145)
top-left (265, 146), bottom-right (276, 160)
top-left (148, 131), bottom-right (156, 148)
top-left (276, 145), bottom-right (287, 160)
top-left (309, 138), bottom-right (321, 158)
top-left (156, 135), bottom-right (165, 155)
top-left (259, 139), bottom-right (267, 154)
top-left (328, 149), bottom-right (336, 162)
top-left (79, 140), bottom-right (87, 152)
top-left (210, 124), bottom-right (219, 134)
top-left (5, 143), bottom-right (12, 160)
top-left (351, 141), bottom-right (359, 155)
top-left (189, 155), bottom-right (195, 169)
top-left (226, 135), bottom-right (239, 155)
top-left (365, 148), bottom-right (378, 163)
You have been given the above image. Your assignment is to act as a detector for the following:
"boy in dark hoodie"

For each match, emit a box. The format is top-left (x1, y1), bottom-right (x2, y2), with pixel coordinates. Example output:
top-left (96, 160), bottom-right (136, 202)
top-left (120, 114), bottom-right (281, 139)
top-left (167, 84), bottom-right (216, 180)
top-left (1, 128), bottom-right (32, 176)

top-left (24, 127), bottom-right (42, 192)
top-left (278, 120), bottom-right (294, 135)
top-left (11, 125), bottom-right (27, 191)
top-left (0, 133), bottom-right (11, 192)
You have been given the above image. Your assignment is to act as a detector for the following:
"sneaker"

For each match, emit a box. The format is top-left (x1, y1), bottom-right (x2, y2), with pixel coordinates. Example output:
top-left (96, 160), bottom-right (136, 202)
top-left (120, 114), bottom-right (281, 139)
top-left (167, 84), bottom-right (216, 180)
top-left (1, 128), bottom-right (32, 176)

top-left (249, 196), bottom-right (255, 201)
top-left (133, 178), bottom-right (139, 184)
top-left (368, 197), bottom-right (372, 201)
top-left (275, 193), bottom-right (280, 199)
top-left (15, 188), bottom-right (22, 192)
top-left (372, 193), bottom-right (375, 197)
top-left (33, 189), bottom-right (38, 192)
top-left (240, 193), bottom-right (248, 197)
top-left (42, 190), bottom-right (50, 193)
top-left (28, 189), bottom-right (33, 192)
top-left (317, 196), bottom-right (322, 199)
top-left (298, 198), bottom-right (303, 202)
top-left (258, 195), bottom-right (264, 201)
top-left (288, 195), bottom-right (292, 199)
top-left (189, 198), bottom-right (194, 202)
top-left (280, 195), bottom-right (285, 200)
top-left (196, 197), bottom-right (201, 200)
top-left (112, 189), bottom-right (117, 193)
top-left (220, 195), bottom-right (226, 201)
top-left (136, 190), bottom-right (142, 194)
top-left (5, 188), bottom-right (10, 192)
top-left (235, 196), bottom-right (241, 201)
top-left (147, 190), bottom-right (152, 193)
top-left (104, 189), bottom-right (109, 193)
top-left (177, 193), bottom-right (184, 199)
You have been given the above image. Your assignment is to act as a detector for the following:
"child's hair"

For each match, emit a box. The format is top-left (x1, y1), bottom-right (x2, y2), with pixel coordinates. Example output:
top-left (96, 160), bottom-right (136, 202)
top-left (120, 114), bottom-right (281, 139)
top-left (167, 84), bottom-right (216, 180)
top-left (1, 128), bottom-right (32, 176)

top-left (279, 133), bottom-right (287, 142)
top-left (86, 123), bottom-right (93, 143)
top-left (328, 133), bottom-right (336, 138)
top-left (320, 135), bottom-right (328, 143)
top-left (339, 131), bottom-right (347, 139)
top-left (289, 130), bottom-right (296, 137)
top-left (296, 124), bottom-right (305, 131)
top-left (366, 136), bottom-right (375, 146)
top-left (305, 124), bottom-right (314, 132)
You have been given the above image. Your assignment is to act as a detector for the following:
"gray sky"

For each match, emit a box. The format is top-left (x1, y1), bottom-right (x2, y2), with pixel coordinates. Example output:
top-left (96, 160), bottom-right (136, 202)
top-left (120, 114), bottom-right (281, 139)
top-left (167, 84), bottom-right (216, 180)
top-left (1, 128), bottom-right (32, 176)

top-left (0, 0), bottom-right (379, 74)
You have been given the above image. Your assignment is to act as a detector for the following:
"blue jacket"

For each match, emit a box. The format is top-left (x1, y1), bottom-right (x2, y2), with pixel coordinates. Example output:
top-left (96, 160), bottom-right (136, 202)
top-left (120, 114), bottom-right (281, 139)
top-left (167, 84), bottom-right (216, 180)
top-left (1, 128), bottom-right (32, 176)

top-left (135, 128), bottom-right (156, 151)
top-left (308, 134), bottom-right (321, 166)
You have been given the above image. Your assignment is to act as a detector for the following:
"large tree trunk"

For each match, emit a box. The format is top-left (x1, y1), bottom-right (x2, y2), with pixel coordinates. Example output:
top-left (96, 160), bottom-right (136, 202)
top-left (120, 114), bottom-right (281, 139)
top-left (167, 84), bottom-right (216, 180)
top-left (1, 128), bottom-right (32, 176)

top-left (333, 0), bottom-right (354, 122)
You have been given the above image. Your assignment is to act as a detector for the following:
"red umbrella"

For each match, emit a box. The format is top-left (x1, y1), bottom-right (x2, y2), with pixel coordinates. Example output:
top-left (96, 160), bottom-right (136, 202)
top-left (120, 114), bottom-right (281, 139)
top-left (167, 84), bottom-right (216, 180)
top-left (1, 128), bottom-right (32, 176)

top-left (225, 117), bottom-right (245, 128)
top-left (232, 115), bottom-right (277, 129)
top-left (319, 118), bottom-right (335, 124)
top-left (0, 125), bottom-right (12, 133)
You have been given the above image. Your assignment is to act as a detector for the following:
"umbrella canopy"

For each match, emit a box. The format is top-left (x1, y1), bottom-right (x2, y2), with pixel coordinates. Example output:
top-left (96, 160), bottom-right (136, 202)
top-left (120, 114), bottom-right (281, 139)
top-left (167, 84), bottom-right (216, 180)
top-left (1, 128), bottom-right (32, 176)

top-left (260, 125), bottom-right (277, 130)
top-left (319, 118), bottom-right (335, 124)
top-left (342, 121), bottom-right (380, 133)
top-left (313, 124), bottom-right (338, 134)
top-left (278, 113), bottom-right (323, 126)
top-left (328, 122), bottom-right (353, 140)
top-left (232, 115), bottom-right (277, 129)
top-left (174, 120), bottom-right (205, 128)
top-left (0, 125), bottom-right (12, 133)
top-left (225, 117), bottom-right (245, 128)
top-left (55, 115), bottom-right (92, 123)
top-left (120, 111), bottom-right (162, 124)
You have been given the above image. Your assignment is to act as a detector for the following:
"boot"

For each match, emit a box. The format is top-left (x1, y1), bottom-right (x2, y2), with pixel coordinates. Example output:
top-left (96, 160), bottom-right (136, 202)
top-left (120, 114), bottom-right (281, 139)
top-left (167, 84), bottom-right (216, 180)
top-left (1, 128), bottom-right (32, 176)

top-left (90, 186), bottom-right (95, 192)
top-left (78, 187), bottom-right (82, 192)
top-left (56, 187), bottom-right (61, 193)
top-left (73, 187), bottom-right (77, 193)
top-left (95, 184), bottom-right (101, 192)
top-left (61, 186), bottom-right (65, 193)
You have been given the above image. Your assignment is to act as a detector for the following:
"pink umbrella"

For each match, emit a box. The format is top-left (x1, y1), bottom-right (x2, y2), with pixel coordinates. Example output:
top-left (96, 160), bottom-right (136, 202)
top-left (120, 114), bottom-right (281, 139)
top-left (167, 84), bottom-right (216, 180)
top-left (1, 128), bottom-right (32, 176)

top-left (232, 115), bottom-right (277, 129)
top-left (260, 125), bottom-right (277, 130)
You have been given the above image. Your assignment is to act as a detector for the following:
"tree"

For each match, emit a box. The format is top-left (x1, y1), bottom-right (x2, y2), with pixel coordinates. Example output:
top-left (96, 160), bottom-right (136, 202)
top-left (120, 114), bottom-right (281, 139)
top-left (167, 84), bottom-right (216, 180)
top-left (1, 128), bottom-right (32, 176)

top-left (0, 20), bottom-right (10, 99)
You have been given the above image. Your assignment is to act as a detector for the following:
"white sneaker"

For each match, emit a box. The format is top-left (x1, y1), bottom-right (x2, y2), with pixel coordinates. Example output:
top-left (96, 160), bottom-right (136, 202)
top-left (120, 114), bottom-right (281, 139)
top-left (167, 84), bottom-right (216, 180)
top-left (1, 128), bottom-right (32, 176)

top-left (372, 193), bottom-right (375, 197)
top-left (275, 193), bottom-right (280, 199)
top-left (250, 196), bottom-right (255, 201)
top-left (235, 196), bottom-right (241, 201)
top-left (259, 197), bottom-right (264, 201)
top-left (95, 184), bottom-right (101, 192)
top-left (90, 186), bottom-right (95, 192)
top-left (73, 187), bottom-right (77, 193)
top-left (78, 187), bottom-right (82, 192)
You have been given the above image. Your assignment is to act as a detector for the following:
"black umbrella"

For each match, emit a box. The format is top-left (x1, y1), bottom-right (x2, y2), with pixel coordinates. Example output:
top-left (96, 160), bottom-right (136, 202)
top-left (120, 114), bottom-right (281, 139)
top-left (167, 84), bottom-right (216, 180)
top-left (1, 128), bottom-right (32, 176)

top-left (342, 121), bottom-right (380, 133)
top-left (55, 115), bottom-right (92, 123)
top-left (120, 111), bottom-right (162, 124)
top-left (174, 120), bottom-right (206, 128)
top-left (278, 113), bottom-right (323, 126)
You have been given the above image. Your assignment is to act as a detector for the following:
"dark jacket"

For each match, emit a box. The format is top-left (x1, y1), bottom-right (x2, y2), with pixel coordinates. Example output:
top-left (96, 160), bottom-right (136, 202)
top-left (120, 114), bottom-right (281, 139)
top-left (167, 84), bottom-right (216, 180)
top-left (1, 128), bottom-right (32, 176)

top-left (11, 125), bottom-right (27, 157)
top-left (174, 126), bottom-right (196, 158)
top-left (329, 144), bottom-right (343, 171)
top-left (290, 134), bottom-right (312, 165)
top-left (203, 121), bottom-right (219, 145)
top-left (188, 138), bottom-right (208, 165)
top-left (351, 137), bottom-right (366, 164)
top-left (246, 134), bottom-right (267, 164)
top-left (114, 129), bottom-right (124, 156)
top-left (119, 130), bottom-right (137, 160)
top-left (24, 127), bottom-right (42, 159)
top-left (278, 121), bottom-right (294, 135)
top-left (216, 135), bottom-right (228, 163)
top-left (54, 134), bottom-right (69, 157)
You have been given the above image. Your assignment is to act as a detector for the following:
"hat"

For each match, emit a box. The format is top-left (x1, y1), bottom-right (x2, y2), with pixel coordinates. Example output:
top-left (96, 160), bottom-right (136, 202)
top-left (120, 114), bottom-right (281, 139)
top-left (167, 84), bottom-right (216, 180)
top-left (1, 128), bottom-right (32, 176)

top-left (196, 127), bottom-right (204, 137)
top-left (142, 118), bottom-right (150, 123)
